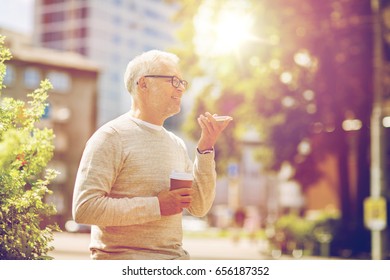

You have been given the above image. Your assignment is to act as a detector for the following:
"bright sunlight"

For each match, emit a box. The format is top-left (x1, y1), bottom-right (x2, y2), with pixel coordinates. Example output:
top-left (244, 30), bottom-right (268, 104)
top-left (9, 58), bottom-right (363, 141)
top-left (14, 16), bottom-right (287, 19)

top-left (194, 0), bottom-right (254, 57)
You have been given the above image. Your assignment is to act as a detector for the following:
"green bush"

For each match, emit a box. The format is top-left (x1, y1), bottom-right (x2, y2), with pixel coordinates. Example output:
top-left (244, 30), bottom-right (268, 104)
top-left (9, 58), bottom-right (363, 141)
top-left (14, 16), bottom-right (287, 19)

top-left (0, 35), bottom-right (59, 259)
top-left (269, 209), bottom-right (341, 256)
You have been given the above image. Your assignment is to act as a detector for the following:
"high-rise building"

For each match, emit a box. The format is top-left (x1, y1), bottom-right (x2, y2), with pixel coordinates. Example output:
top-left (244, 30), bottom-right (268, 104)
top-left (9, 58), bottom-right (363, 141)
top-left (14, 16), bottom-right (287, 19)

top-left (33, 0), bottom-right (179, 126)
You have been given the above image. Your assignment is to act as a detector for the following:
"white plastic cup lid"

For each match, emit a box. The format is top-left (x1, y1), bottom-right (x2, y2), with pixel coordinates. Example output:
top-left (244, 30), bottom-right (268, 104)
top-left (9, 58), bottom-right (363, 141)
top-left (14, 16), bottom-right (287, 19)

top-left (169, 171), bottom-right (193, 181)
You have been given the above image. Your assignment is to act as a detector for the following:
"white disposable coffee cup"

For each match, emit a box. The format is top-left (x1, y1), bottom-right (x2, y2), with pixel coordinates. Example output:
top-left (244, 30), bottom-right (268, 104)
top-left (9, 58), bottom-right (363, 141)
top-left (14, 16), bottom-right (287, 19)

top-left (169, 171), bottom-right (193, 190)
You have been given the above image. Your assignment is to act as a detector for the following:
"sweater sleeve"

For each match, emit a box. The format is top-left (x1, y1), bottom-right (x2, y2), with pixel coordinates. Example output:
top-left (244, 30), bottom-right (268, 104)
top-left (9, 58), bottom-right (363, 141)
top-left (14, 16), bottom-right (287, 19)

top-left (72, 127), bottom-right (161, 226)
top-left (186, 149), bottom-right (217, 217)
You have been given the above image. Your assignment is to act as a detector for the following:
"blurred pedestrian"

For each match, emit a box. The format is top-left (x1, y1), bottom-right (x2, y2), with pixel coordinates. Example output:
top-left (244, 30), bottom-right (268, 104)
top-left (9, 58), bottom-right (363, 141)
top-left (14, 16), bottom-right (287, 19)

top-left (232, 207), bottom-right (247, 243)
top-left (72, 50), bottom-right (232, 260)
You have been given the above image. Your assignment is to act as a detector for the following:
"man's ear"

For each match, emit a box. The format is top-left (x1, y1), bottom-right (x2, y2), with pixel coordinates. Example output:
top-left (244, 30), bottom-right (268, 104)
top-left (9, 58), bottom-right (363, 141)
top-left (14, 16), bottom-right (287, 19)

top-left (137, 77), bottom-right (147, 91)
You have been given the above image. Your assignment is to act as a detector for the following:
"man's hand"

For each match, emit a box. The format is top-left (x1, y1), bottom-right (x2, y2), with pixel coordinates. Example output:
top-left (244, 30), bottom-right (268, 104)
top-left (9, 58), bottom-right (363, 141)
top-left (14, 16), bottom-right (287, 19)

top-left (158, 188), bottom-right (194, 216)
top-left (197, 112), bottom-right (233, 151)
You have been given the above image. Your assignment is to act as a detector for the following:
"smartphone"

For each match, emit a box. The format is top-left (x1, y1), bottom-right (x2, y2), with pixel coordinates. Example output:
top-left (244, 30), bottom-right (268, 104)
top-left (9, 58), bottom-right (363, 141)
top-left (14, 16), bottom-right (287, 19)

top-left (214, 116), bottom-right (232, 122)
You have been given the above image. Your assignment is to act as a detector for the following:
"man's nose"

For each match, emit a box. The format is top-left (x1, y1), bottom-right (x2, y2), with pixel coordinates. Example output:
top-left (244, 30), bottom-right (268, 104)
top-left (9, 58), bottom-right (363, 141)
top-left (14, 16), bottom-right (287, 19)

top-left (176, 84), bottom-right (185, 94)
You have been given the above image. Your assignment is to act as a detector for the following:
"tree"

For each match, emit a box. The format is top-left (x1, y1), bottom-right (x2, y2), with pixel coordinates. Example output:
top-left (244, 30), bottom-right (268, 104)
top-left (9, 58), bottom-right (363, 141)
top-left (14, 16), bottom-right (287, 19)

top-left (0, 35), bottom-right (59, 259)
top-left (170, 0), bottom-right (373, 256)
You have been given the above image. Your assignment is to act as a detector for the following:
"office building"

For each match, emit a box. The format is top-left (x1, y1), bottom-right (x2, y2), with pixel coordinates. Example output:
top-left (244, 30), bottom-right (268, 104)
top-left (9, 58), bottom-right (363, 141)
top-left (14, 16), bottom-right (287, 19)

top-left (33, 0), bottom-right (179, 126)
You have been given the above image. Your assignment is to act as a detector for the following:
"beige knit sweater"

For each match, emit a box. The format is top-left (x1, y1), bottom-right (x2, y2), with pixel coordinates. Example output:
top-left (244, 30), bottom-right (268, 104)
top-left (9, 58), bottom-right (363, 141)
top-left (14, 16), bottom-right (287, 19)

top-left (72, 112), bottom-right (216, 260)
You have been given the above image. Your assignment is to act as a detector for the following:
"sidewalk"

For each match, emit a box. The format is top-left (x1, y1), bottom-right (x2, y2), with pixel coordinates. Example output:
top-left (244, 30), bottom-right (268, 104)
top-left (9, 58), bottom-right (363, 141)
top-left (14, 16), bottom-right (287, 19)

top-left (50, 232), bottom-right (90, 260)
top-left (50, 232), bottom-right (336, 260)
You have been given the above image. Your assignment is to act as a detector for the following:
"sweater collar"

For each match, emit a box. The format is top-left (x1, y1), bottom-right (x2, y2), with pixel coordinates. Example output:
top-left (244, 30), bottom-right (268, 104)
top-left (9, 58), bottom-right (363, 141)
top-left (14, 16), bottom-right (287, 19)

top-left (128, 114), bottom-right (163, 131)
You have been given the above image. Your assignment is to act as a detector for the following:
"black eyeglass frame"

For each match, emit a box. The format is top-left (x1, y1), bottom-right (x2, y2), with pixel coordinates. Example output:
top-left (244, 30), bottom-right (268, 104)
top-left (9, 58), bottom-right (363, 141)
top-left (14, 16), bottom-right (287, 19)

top-left (142, 75), bottom-right (188, 89)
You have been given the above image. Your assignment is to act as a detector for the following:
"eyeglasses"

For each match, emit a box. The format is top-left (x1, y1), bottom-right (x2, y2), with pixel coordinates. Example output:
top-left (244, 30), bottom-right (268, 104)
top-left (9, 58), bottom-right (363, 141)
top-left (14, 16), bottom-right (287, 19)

top-left (143, 75), bottom-right (188, 89)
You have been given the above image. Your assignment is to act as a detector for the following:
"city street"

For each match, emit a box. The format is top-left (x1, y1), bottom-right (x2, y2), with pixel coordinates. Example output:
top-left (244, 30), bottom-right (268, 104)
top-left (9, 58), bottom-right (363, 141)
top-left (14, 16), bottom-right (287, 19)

top-left (49, 232), bottom-right (330, 260)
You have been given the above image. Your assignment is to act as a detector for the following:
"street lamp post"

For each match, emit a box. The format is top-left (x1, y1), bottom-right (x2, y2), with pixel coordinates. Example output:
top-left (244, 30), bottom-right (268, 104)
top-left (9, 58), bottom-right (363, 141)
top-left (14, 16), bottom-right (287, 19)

top-left (369, 0), bottom-right (387, 260)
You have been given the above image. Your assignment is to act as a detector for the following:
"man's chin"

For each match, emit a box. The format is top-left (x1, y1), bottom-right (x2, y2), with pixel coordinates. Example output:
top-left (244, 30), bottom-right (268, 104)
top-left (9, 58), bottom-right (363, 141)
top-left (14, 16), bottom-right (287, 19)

top-left (173, 104), bottom-right (181, 114)
top-left (166, 107), bottom-right (181, 118)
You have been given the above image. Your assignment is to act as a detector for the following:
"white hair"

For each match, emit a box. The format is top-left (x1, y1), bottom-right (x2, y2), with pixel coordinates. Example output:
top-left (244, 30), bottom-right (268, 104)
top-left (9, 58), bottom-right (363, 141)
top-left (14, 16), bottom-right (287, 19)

top-left (124, 50), bottom-right (180, 96)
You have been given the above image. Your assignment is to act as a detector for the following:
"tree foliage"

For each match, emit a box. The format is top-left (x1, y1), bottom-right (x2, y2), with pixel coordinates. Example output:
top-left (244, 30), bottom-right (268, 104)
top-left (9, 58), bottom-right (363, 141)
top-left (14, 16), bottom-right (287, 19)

top-left (170, 0), bottom-right (373, 190)
top-left (0, 35), bottom-right (59, 259)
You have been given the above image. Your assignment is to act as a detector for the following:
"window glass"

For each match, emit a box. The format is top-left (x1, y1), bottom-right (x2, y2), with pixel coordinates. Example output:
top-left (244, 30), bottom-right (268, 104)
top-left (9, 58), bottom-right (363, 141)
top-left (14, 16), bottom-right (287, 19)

top-left (113, 0), bottom-right (122, 6)
top-left (73, 27), bottom-right (87, 39)
top-left (111, 53), bottom-right (121, 63)
top-left (42, 11), bottom-right (65, 23)
top-left (42, 31), bottom-right (64, 42)
top-left (112, 34), bottom-right (121, 44)
top-left (4, 65), bottom-right (15, 86)
top-left (43, 0), bottom-right (65, 5)
top-left (128, 38), bottom-right (137, 49)
top-left (24, 67), bottom-right (41, 89)
top-left (47, 71), bottom-right (71, 93)
top-left (111, 72), bottom-right (120, 83)
top-left (75, 46), bottom-right (88, 56)
top-left (74, 7), bottom-right (88, 19)
top-left (112, 15), bottom-right (122, 26)
top-left (143, 8), bottom-right (163, 21)
top-left (128, 1), bottom-right (137, 11)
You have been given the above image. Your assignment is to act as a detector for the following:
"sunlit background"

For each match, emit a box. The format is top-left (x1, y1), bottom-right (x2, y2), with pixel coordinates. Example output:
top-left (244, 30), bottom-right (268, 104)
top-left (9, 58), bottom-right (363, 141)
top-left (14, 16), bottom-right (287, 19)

top-left (194, 0), bottom-right (256, 56)
top-left (1, 0), bottom-right (390, 260)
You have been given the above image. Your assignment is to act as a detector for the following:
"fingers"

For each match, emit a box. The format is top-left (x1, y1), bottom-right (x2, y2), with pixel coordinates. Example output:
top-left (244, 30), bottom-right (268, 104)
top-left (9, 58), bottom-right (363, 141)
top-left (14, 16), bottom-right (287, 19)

top-left (204, 112), bottom-right (219, 130)
top-left (158, 188), bottom-right (194, 216)
top-left (197, 112), bottom-right (232, 150)
top-left (174, 187), bottom-right (194, 196)
top-left (197, 114), bottom-right (214, 134)
top-left (171, 188), bottom-right (193, 208)
top-left (179, 195), bottom-right (192, 208)
top-left (198, 112), bottom-right (221, 136)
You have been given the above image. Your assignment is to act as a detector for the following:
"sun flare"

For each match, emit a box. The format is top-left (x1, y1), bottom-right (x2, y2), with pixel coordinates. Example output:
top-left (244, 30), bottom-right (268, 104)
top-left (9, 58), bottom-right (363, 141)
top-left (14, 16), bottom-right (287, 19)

top-left (194, 0), bottom-right (254, 57)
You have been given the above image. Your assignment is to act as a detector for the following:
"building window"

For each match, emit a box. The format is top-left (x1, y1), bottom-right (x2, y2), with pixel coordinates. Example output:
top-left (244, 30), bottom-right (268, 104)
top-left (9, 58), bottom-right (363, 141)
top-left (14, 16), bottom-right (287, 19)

top-left (143, 45), bottom-right (156, 52)
top-left (47, 71), bottom-right (71, 93)
top-left (112, 15), bottom-right (122, 26)
top-left (42, 31), bottom-right (64, 42)
top-left (143, 8), bottom-right (164, 21)
top-left (128, 39), bottom-right (137, 49)
top-left (73, 27), bottom-right (87, 39)
top-left (74, 7), bottom-right (88, 19)
top-left (43, 0), bottom-right (65, 5)
top-left (128, 2), bottom-right (137, 11)
top-left (42, 11), bottom-right (66, 23)
top-left (4, 65), bottom-right (15, 86)
top-left (143, 27), bottom-right (172, 41)
top-left (24, 67), bottom-right (41, 89)
top-left (111, 72), bottom-right (120, 83)
top-left (113, 0), bottom-right (122, 6)
top-left (111, 53), bottom-right (120, 64)
top-left (75, 46), bottom-right (88, 56)
top-left (52, 106), bottom-right (71, 123)
top-left (112, 34), bottom-right (122, 45)
top-left (144, 27), bottom-right (159, 37)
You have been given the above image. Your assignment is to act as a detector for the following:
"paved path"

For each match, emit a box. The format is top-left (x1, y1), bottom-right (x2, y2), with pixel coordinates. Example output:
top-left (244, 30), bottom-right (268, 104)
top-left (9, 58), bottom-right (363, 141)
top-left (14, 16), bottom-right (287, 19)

top-left (50, 232), bottom-right (332, 260)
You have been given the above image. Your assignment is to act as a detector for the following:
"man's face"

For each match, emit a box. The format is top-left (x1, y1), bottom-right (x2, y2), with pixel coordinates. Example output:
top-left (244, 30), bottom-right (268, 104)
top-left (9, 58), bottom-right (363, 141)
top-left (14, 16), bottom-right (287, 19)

top-left (145, 62), bottom-right (186, 119)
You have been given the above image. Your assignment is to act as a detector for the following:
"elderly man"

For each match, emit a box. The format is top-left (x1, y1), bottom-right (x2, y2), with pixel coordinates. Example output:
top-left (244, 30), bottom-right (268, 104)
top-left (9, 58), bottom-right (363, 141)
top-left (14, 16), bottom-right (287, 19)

top-left (72, 50), bottom-right (232, 259)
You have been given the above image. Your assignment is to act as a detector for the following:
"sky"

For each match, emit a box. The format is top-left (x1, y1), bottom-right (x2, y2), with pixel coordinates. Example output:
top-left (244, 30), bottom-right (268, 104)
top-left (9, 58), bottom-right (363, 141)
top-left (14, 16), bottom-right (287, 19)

top-left (0, 0), bottom-right (35, 34)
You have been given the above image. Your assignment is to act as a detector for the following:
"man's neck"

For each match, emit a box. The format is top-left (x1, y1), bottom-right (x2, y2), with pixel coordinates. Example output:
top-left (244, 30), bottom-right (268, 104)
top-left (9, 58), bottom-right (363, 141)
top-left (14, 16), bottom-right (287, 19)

top-left (129, 108), bottom-right (164, 126)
